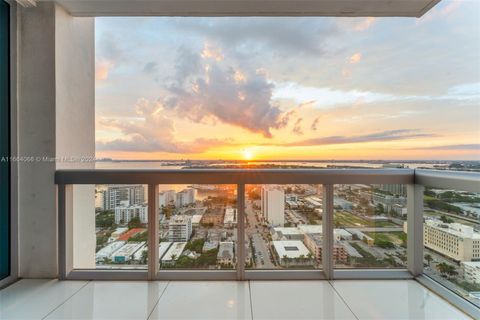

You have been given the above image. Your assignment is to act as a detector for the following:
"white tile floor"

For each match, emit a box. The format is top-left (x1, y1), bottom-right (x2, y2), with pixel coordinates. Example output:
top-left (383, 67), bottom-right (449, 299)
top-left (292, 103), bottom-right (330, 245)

top-left (0, 279), bottom-right (472, 320)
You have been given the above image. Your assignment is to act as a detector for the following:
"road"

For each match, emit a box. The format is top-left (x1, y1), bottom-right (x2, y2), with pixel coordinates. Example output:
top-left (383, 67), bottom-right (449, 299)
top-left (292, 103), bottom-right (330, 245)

top-left (245, 201), bottom-right (275, 269)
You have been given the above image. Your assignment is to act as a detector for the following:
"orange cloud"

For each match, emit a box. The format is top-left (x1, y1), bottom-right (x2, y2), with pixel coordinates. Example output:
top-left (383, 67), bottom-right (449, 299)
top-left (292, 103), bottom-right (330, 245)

top-left (349, 53), bottom-right (362, 64)
top-left (96, 59), bottom-right (114, 81)
top-left (353, 17), bottom-right (376, 31)
top-left (201, 43), bottom-right (224, 61)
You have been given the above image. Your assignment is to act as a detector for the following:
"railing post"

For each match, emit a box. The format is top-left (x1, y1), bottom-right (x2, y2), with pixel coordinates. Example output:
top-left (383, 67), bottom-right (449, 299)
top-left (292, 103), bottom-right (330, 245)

top-left (237, 184), bottom-right (246, 281)
top-left (148, 184), bottom-right (159, 280)
top-left (407, 184), bottom-right (424, 276)
top-left (322, 184), bottom-right (334, 279)
top-left (58, 184), bottom-right (73, 279)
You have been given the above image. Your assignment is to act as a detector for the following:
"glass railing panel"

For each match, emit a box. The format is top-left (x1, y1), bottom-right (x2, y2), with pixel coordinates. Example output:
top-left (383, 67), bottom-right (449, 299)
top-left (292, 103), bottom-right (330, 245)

top-left (72, 184), bottom-right (149, 270)
top-left (245, 184), bottom-right (323, 270)
top-left (423, 186), bottom-right (480, 308)
top-left (333, 184), bottom-right (408, 269)
top-left (157, 184), bottom-right (237, 270)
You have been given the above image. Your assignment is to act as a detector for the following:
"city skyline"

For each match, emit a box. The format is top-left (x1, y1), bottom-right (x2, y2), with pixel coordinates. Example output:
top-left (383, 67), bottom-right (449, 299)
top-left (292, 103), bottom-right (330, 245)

top-left (95, 0), bottom-right (480, 161)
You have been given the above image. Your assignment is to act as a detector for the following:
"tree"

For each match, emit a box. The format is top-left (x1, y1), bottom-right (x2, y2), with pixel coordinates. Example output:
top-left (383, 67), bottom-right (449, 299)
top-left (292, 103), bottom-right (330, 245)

top-left (440, 215), bottom-right (454, 224)
top-left (436, 262), bottom-right (458, 278)
top-left (128, 216), bottom-right (142, 229)
top-left (375, 203), bottom-right (385, 215)
top-left (141, 250), bottom-right (148, 264)
top-left (424, 254), bottom-right (433, 267)
top-left (307, 252), bottom-right (314, 261)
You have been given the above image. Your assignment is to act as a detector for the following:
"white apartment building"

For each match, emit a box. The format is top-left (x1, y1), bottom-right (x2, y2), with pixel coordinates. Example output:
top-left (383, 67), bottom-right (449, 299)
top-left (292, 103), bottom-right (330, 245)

top-left (261, 186), bottom-right (285, 226)
top-left (104, 185), bottom-right (145, 210)
top-left (168, 215), bottom-right (193, 242)
top-left (159, 190), bottom-right (176, 207)
top-left (175, 188), bottom-right (197, 207)
top-left (462, 261), bottom-right (480, 284)
top-left (424, 220), bottom-right (480, 262)
top-left (217, 242), bottom-right (235, 265)
top-left (224, 208), bottom-right (237, 228)
top-left (372, 192), bottom-right (406, 212)
top-left (114, 204), bottom-right (148, 225)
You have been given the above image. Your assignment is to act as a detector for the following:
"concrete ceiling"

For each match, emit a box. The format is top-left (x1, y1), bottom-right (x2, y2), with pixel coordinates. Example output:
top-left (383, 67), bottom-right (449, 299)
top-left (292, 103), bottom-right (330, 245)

top-left (38, 0), bottom-right (441, 17)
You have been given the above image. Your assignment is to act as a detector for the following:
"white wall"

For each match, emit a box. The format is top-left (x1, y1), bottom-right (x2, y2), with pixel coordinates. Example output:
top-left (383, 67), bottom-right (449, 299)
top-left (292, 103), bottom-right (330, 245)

top-left (17, 2), bottom-right (95, 277)
top-left (55, 4), bottom-right (95, 269)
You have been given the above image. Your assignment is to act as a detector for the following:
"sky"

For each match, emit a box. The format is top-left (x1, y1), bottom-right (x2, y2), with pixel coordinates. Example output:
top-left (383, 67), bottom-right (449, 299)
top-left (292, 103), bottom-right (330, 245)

top-left (95, 0), bottom-right (480, 161)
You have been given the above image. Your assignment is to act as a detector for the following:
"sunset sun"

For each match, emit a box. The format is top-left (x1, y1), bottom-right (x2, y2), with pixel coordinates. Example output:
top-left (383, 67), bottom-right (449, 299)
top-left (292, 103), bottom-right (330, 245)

top-left (242, 149), bottom-right (254, 160)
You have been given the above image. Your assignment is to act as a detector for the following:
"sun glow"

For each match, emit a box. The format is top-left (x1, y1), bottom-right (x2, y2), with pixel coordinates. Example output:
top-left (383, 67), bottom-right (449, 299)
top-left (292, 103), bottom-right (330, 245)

top-left (242, 149), bottom-right (254, 160)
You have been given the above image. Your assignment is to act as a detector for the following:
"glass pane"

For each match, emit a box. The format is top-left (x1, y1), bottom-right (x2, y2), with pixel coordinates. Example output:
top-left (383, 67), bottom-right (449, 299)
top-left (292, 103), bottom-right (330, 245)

top-left (0, 0), bottom-right (9, 281)
top-left (333, 184), bottom-right (408, 269)
top-left (74, 184), bottom-right (149, 269)
top-left (423, 186), bottom-right (480, 308)
top-left (246, 184), bottom-right (322, 270)
top-left (158, 184), bottom-right (237, 270)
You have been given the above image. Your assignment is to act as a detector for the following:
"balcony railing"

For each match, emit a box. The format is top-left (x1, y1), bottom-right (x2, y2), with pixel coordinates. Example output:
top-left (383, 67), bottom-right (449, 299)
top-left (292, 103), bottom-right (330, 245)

top-left (55, 168), bottom-right (480, 317)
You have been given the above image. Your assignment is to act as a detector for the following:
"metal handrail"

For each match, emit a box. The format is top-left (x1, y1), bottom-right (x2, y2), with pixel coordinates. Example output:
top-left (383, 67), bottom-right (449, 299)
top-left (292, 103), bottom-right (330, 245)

top-left (55, 168), bottom-right (415, 184)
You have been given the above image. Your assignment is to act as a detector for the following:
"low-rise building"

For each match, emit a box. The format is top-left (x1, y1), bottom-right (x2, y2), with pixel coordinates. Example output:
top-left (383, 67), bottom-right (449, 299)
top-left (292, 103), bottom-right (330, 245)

top-left (203, 240), bottom-right (219, 252)
top-left (108, 227), bottom-right (128, 242)
top-left (191, 214), bottom-right (203, 226)
top-left (201, 210), bottom-right (225, 226)
top-left (303, 233), bottom-right (348, 264)
top-left (273, 240), bottom-right (311, 265)
top-left (158, 242), bottom-right (173, 260)
top-left (217, 242), bottom-right (235, 266)
top-left (372, 193), bottom-right (406, 212)
top-left (424, 220), bottom-right (480, 262)
top-left (168, 215), bottom-right (192, 242)
top-left (112, 242), bottom-right (145, 263)
top-left (161, 242), bottom-right (187, 265)
top-left (346, 228), bottom-right (374, 246)
top-left (96, 241), bottom-right (126, 263)
top-left (224, 208), bottom-right (237, 228)
top-left (462, 261), bottom-right (480, 284)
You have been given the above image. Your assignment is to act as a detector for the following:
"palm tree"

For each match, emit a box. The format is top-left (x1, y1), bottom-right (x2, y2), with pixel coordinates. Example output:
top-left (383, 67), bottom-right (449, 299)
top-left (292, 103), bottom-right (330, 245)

top-left (282, 255), bottom-right (289, 265)
top-left (307, 252), bottom-right (314, 261)
top-left (424, 254), bottom-right (433, 267)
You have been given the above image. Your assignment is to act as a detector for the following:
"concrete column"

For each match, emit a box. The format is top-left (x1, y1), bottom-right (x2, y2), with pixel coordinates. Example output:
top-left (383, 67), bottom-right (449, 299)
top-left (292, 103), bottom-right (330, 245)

top-left (17, 2), bottom-right (95, 277)
top-left (55, 4), bottom-right (95, 270)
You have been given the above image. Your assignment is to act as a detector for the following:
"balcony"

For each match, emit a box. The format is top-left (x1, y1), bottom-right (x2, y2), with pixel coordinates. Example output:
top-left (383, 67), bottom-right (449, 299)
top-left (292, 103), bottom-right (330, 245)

top-left (46, 168), bottom-right (480, 318)
top-left (1, 0), bottom-right (480, 319)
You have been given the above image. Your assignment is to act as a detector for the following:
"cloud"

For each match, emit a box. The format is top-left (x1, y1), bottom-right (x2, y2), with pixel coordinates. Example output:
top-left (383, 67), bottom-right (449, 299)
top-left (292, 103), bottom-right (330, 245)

top-left (412, 144), bottom-right (480, 151)
top-left (311, 117), bottom-right (320, 131)
top-left (96, 99), bottom-right (238, 154)
top-left (292, 118), bottom-right (304, 135)
top-left (162, 47), bottom-right (288, 138)
top-left (441, 0), bottom-right (462, 15)
top-left (96, 59), bottom-right (114, 81)
top-left (349, 53), bottom-right (362, 64)
top-left (201, 43), bottom-right (224, 61)
top-left (284, 129), bottom-right (434, 147)
top-left (143, 61), bottom-right (158, 74)
top-left (174, 18), bottom-right (339, 56)
top-left (353, 17), bottom-right (376, 31)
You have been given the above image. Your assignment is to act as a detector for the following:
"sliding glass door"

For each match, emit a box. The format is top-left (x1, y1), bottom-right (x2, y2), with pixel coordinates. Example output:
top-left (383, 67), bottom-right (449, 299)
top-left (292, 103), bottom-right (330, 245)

top-left (0, 0), bottom-right (10, 281)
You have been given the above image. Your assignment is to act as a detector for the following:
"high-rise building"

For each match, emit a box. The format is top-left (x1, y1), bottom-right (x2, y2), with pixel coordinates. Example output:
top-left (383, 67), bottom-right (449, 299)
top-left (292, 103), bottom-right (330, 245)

top-left (261, 186), bottom-right (285, 226)
top-left (114, 204), bottom-right (148, 224)
top-left (168, 215), bottom-right (192, 242)
top-left (424, 220), bottom-right (480, 262)
top-left (104, 185), bottom-right (145, 210)
top-left (175, 188), bottom-right (196, 207)
top-left (373, 184), bottom-right (407, 196)
top-left (95, 190), bottom-right (105, 211)
top-left (159, 190), bottom-right (176, 207)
